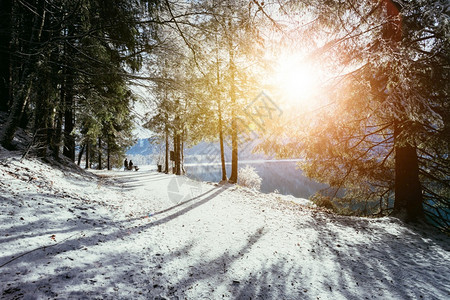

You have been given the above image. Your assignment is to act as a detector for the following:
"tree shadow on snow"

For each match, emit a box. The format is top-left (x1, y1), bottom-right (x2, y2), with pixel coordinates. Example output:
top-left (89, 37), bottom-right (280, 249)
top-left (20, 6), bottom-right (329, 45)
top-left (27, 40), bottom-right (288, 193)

top-left (0, 185), bottom-right (230, 298)
top-left (291, 213), bottom-right (450, 299)
top-left (148, 213), bottom-right (450, 300)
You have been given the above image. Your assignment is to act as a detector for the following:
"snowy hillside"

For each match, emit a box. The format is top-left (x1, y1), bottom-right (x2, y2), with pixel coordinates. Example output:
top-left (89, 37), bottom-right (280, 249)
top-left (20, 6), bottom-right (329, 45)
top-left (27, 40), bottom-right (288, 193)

top-left (0, 151), bottom-right (449, 299)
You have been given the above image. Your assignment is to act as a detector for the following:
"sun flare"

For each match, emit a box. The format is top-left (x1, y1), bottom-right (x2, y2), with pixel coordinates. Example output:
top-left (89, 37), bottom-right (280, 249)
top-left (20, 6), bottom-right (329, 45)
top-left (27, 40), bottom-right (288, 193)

top-left (273, 53), bottom-right (321, 107)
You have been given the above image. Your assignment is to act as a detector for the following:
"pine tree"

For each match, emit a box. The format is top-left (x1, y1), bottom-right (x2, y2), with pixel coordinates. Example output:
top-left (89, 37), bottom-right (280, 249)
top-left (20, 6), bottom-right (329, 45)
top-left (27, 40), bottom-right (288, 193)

top-left (262, 0), bottom-right (449, 224)
top-left (0, 0), bottom-right (153, 164)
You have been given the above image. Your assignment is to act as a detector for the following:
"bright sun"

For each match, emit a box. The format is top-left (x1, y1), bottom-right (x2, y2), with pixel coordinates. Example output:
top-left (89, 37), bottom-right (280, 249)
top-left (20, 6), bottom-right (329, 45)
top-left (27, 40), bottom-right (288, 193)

top-left (273, 53), bottom-right (321, 107)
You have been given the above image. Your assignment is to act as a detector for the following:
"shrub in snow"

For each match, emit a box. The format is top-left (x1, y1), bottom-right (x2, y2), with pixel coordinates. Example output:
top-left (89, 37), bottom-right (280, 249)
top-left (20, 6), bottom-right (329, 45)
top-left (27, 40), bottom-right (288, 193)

top-left (238, 166), bottom-right (262, 191)
top-left (311, 193), bottom-right (336, 211)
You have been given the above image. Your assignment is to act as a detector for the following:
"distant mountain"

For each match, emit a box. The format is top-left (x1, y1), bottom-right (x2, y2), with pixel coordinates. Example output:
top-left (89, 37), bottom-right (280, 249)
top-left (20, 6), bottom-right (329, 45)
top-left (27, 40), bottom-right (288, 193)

top-left (126, 135), bottom-right (269, 163)
top-left (126, 138), bottom-right (156, 155)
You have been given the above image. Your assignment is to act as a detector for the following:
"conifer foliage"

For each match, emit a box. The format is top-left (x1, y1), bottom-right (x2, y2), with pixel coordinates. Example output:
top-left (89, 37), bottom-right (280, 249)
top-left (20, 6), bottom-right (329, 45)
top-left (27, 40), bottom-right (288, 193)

top-left (0, 0), bottom-right (157, 168)
top-left (260, 0), bottom-right (449, 226)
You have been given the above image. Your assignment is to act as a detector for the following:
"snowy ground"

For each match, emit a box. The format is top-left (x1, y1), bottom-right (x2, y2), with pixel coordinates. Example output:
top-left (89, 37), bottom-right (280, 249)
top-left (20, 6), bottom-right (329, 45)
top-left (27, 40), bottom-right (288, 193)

top-left (1, 153), bottom-right (449, 299)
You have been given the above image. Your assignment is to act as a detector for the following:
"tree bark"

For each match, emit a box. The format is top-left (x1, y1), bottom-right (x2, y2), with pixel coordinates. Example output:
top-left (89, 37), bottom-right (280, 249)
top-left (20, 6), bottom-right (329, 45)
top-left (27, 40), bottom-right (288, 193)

top-left (393, 126), bottom-right (424, 221)
top-left (85, 141), bottom-right (90, 169)
top-left (165, 127), bottom-right (169, 174)
top-left (218, 99), bottom-right (227, 181)
top-left (77, 143), bottom-right (85, 166)
top-left (62, 69), bottom-right (75, 161)
top-left (173, 130), bottom-right (181, 175)
top-left (215, 48), bottom-right (227, 181)
top-left (174, 115), bottom-right (181, 175)
top-left (176, 131), bottom-right (181, 175)
top-left (0, 0), bottom-right (12, 112)
top-left (52, 106), bottom-right (63, 159)
top-left (19, 98), bottom-right (31, 129)
top-left (98, 137), bottom-right (102, 170)
top-left (33, 82), bottom-right (51, 158)
top-left (181, 128), bottom-right (186, 175)
top-left (107, 136), bottom-right (111, 170)
top-left (173, 134), bottom-right (176, 174)
top-left (228, 52), bottom-right (238, 183)
top-left (227, 16), bottom-right (238, 184)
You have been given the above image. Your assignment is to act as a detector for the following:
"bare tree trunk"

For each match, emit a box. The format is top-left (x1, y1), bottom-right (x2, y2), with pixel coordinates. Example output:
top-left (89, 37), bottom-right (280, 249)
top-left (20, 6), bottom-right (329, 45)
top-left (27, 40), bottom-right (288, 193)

top-left (34, 59), bottom-right (53, 159)
top-left (85, 141), bottom-right (90, 169)
top-left (165, 127), bottom-right (169, 174)
top-left (174, 115), bottom-right (181, 175)
top-left (176, 132), bottom-right (181, 175)
top-left (227, 16), bottom-right (238, 184)
top-left (98, 137), bottom-right (102, 170)
top-left (393, 124), bottom-right (424, 221)
top-left (77, 143), bottom-right (85, 166)
top-left (173, 131), bottom-right (181, 175)
top-left (19, 98), bottom-right (31, 129)
top-left (0, 0), bottom-right (12, 112)
top-left (60, 32), bottom-right (75, 161)
top-left (172, 134), bottom-right (176, 174)
top-left (107, 137), bottom-right (111, 170)
top-left (228, 53), bottom-right (238, 183)
top-left (218, 100), bottom-right (227, 181)
top-left (215, 48), bottom-right (227, 181)
top-left (63, 73), bottom-right (75, 161)
top-left (52, 110), bottom-right (63, 159)
top-left (181, 128), bottom-right (186, 175)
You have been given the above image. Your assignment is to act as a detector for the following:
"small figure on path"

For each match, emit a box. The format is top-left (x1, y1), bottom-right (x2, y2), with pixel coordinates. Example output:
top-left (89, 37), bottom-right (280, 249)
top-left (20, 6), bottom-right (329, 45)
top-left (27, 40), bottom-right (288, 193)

top-left (124, 158), bottom-right (129, 171)
top-left (129, 160), bottom-right (133, 170)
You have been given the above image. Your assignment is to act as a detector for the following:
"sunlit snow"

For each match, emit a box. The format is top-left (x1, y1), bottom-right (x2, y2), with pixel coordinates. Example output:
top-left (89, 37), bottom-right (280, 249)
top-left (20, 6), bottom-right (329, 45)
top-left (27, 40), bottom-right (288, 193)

top-left (1, 151), bottom-right (449, 299)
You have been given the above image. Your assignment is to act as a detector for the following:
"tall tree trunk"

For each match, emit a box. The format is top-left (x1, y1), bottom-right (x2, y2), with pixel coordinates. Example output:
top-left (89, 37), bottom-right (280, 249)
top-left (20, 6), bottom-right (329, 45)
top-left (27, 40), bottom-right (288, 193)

top-left (215, 48), bottom-right (227, 181)
top-left (181, 128), bottom-right (185, 175)
top-left (0, 0), bottom-right (12, 112)
top-left (98, 137), bottom-right (102, 170)
top-left (227, 16), bottom-right (238, 183)
top-left (43, 30), bottom-right (61, 160)
top-left (173, 132), bottom-right (181, 175)
top-left (52, 107), bottom-right (63, 159)
top-left (174, 115), bottom-right (181, 175)
top-left (218, 99), bottom-right (227, 181)
top-left (219, 116), bottom-right (227, 181)
top-left (228, 52), bottom-right (238, 183)
top-left (33, 68), bottom-right (52, 158)
top-left (176, 131), bottom-right (181, 175)
top-left (85, 141), bottom-right (90, 169)
top-left (165, 126), bottom-right (169, 174)
top-left (107, 137), bottom-right (111, 170)
top-left (172, 134), bottom-right (176, 174)
top-left (393, 125), bottom-right (424, 221)
top-left (33, 5), bottom-right (53, 159)
top-left (19, 98), bottom-right (31, 129)
top-left (63, 72), bottom-right (75, 161)
top-left (77, 143), bottom-right (85, 166)
top-left (1, 81), bottom-right (32, 149)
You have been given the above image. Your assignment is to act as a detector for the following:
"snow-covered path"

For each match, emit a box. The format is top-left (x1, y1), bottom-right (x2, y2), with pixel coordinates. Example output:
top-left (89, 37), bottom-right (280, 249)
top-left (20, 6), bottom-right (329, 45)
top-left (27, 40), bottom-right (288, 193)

top-left (1, 157), bottom-right (449, 299)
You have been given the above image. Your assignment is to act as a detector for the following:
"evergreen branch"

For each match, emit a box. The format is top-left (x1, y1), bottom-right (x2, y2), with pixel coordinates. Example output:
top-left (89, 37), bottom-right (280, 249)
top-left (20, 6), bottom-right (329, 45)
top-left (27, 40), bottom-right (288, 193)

top-left (163, 0), bottom-right (206, 77)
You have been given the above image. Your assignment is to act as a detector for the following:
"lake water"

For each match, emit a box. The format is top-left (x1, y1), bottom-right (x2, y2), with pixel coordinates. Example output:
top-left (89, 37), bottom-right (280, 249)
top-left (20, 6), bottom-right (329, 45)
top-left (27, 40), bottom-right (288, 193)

top-left (184, 160), bottom-right (326, 199)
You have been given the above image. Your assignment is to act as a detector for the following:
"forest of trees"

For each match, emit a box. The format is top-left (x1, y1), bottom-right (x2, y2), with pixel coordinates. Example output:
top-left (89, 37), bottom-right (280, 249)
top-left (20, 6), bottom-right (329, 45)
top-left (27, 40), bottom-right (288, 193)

top-left (0, 0), bottom-right (158, 168)
top-left (0, 1), bottom-right (448, 227)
